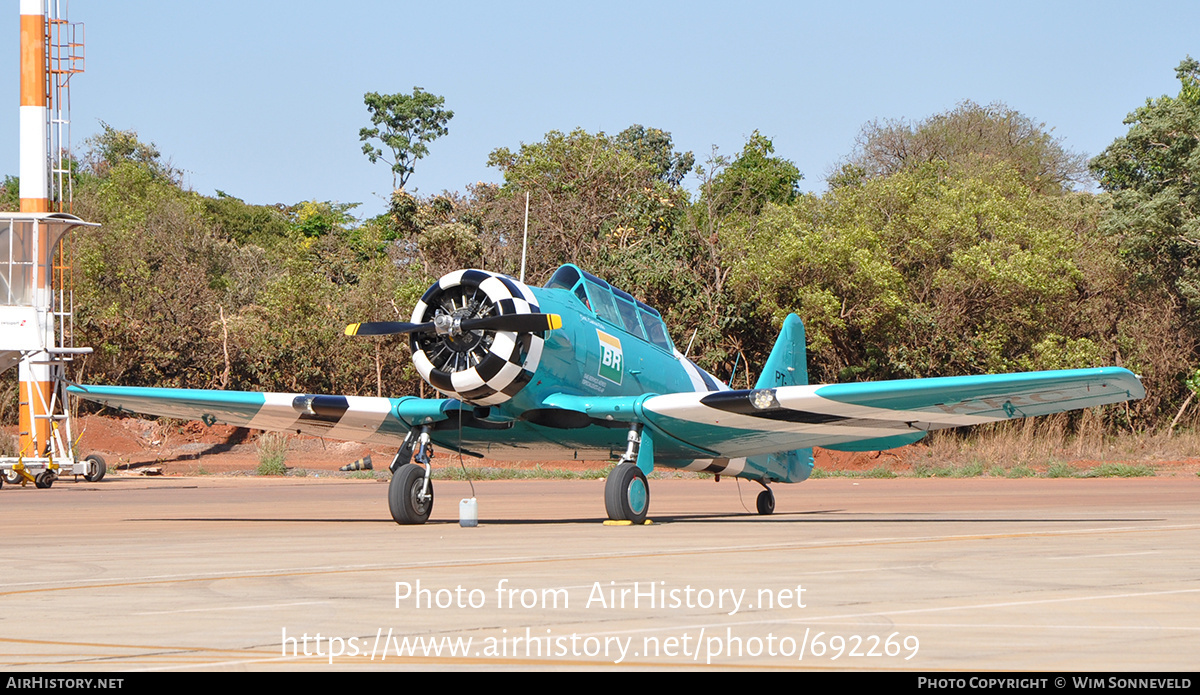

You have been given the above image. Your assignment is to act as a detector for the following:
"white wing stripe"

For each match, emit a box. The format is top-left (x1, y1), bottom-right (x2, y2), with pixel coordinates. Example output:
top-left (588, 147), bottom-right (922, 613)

top-left (247, 392), bottom-right (303, 431)
top-left (646, 390), bottom-right (1005, 431)
top-left (774, 386), bottom-right (1004, 427)
top-left (326, 396), bottom-right (394, 440)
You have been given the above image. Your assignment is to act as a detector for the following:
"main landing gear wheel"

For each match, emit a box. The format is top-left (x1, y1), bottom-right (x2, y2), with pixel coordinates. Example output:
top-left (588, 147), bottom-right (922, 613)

top-left (756, 488), bottom-right (775, 515)
top-left (605, 463), bottom-right (649, 524)
top-left (83, 454), bottom-right (107, 483)
top-left (389, 463), bottom-right (433, 525)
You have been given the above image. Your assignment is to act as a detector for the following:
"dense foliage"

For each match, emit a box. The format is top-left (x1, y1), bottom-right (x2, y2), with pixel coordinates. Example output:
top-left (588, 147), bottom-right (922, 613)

top-left (19, 58), bottom-right (1200, 431)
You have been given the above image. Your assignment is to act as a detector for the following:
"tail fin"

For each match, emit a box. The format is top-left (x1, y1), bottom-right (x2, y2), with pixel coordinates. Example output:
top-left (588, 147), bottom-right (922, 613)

top-left (748, 314), bottom-right (813, 483)
top-left (756, 314), bottom-right (807, 388)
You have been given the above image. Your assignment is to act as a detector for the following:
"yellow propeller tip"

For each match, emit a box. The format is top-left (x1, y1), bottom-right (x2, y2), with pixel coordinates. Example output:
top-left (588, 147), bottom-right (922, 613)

top-left (344, 323), bottom-right (360, 336)
top-left (548, 315), bottom-right (562, 330)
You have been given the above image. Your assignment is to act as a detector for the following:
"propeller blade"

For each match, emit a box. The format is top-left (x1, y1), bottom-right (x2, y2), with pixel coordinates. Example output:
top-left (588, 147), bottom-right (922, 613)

top-left (460, 313), bottom-right (562, 333)
top-left (345, 313), bottom-right (561, 338)
top-left (344, 321), bottom-right (432, 337)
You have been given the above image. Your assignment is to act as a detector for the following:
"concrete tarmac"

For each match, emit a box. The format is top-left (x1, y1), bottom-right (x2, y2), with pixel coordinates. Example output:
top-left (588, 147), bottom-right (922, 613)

top-left (0, 474), bottom-right (1197, 671)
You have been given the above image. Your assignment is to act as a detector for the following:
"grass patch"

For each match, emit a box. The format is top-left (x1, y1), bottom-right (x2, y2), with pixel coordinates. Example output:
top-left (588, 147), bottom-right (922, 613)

top-left (255, 432), bottom-right (289, 476)
top-left (913, 415), bottom-right (1200, 476)
top-left (347, 470), bottom-right (378, 480)
top-left (433, 464), bottom-right (612, 481)
top-left (1005, 465), bottom-right (1037, 478)
top-left (863, 465), bottom-right (897, 479)
top-left (1080, 463), bottom-right (1155, 478)
top-left (809, 468), bottom-right (868, 478)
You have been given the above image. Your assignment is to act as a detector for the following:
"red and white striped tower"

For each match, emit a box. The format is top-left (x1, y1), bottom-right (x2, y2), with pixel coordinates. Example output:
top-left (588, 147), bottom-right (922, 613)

top-left (18, 0), bottom-right (52, 455)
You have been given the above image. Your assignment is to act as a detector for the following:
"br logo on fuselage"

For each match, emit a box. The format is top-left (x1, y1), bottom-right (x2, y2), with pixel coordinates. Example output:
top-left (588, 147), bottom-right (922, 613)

top-left (597, 330), bottom-right (623, 385)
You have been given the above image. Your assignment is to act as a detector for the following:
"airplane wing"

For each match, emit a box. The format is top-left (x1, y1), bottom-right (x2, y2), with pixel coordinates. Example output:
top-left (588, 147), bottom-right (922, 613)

top-left (71, 367), bottom-right (1143, 463)
top-left (67, 385), bottom-right (468, 447)
top-left (635, 367), bottom-right (1144, 458)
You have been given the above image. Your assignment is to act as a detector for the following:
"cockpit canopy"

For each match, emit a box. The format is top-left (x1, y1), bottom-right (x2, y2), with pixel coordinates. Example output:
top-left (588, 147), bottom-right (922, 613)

top-left (545, 264), bottom-right (674, 351)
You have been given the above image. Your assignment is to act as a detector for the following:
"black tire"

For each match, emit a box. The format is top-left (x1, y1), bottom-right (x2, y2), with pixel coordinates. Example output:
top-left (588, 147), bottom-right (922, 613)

top-left (389, 463), bottom-right (433, 525)
top-left (34, 472), bottom-right (54, 489)
top-left (604, 463), bottom-right (650, 523)
top-left (83, 454), bottom-right (107, 483)
top-left (756, 489), bottom-right (775, 515)
top-left (1, 469), bottom-right (17, 486)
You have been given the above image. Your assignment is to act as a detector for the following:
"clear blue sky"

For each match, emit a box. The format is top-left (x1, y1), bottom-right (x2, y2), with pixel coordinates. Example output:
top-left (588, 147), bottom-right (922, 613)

top-left (3, 1), bottom-right (1198, 218)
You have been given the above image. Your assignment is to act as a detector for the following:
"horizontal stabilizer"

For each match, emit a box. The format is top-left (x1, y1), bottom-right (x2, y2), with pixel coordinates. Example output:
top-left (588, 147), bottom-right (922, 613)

top-left (822, 431), bottom-right (928, 452)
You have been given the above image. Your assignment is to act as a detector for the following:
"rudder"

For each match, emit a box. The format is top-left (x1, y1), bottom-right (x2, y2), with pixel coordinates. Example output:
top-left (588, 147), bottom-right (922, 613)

top-left (755, 313), bottom-right (807, 388)
top-left (749, 314), bottom-right (813, 483)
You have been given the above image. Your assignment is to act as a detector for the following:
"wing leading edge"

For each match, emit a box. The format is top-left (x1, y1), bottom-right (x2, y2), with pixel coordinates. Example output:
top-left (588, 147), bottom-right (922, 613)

top-left (640, 367), bottom-right (1144, 458)
top-left (67, 385), bottom-right (464, 446)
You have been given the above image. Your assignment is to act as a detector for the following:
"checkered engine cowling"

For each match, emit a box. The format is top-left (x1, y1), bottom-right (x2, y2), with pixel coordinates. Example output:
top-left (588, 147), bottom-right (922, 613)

top-left (409, 269), bottom-right (545, 406)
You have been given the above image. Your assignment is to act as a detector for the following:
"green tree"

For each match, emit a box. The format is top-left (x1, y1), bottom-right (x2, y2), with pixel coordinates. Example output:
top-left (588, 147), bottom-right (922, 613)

top-left (728, 163), bottom-right (1114, 384)
top-left (71, 158), bottom-right (240, 389)
top-left (704, 131), bottom-right (802, 216)
top-left (1091, 57), bottom-right (1200, 310)
top-left (615, 124), bottom-right (695, 186)
top-left (359, 88), bottom-right (454, 190)
top-left (83, 121), bottom-right (182, 183)
top-left (202, 191), bottom-right (290, 248)
top-left (844, 101), bottom-right (1089, 194)
top-left (684, 132), bottom-right (802, 308)
top-left (0, 175), bottom-right (18, 210)
top-left (483, 127), bottom-right (687, 281)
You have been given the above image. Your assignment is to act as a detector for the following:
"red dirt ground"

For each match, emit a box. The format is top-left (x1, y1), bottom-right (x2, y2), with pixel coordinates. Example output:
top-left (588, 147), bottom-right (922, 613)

top-left (14, 414), bottom-right (1198, 478)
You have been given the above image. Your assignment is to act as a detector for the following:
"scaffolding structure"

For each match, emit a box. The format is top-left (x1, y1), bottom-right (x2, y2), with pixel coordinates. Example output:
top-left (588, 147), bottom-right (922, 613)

top-left (1, 213), bottom-right (98, 487)
top-left (2, 0), bottom-right (99, 489)
top-left (47, 0), bottom-right (84, 213)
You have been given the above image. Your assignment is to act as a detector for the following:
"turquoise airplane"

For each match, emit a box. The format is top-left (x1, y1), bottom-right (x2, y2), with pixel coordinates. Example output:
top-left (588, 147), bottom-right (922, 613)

top-left (70, 265), bottom-right (1145, 525)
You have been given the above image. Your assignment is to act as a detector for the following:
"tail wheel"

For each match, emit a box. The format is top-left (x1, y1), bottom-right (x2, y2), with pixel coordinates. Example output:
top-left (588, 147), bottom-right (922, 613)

top-left (756, 488), bottom-right (775, 515)
top-left (605, 463), bottom-right (649, 524)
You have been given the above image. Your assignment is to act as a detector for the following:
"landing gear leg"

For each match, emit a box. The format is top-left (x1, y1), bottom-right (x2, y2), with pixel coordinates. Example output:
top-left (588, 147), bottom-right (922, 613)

top-left (755, 480), bottom-right (775, 515)
top-left (605, 423), bottom-right (651, 523)
top-left (389, 430), bottom-right (417, 473)
top-left (389, 427), bottom-right (434, 525)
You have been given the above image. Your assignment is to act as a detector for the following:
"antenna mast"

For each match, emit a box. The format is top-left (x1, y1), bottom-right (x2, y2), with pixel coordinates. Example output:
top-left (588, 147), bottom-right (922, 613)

top-left (519, 191), bottom-right (529, 283)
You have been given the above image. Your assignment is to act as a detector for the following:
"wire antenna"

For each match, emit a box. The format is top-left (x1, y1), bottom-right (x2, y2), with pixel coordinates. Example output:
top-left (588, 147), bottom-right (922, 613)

top-left (519, 192), bottom-right (530, 283)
